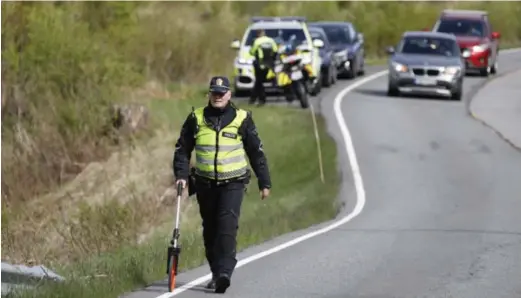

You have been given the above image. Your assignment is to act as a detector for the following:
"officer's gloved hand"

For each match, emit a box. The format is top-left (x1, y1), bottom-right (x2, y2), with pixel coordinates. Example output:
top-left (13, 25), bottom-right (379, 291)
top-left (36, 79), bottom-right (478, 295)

top-left (176, 179), bottom-right (187, 189)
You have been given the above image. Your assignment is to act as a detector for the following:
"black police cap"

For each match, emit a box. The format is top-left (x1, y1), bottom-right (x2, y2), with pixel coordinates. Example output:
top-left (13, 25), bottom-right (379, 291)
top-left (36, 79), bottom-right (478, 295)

top-left (209, 76), bottom-right (230, 93)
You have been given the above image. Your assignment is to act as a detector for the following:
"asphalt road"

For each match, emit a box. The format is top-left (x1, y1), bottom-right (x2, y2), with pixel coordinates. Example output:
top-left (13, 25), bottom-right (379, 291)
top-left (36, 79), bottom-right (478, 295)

top-left (470, 68), bottom-right (521, 151)
top-left (123, 49), bottom-right (521, 298)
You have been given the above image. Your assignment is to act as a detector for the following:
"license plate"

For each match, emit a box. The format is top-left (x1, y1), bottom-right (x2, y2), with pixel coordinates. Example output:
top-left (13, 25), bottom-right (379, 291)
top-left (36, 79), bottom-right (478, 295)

top-left (291, 71), bottom-right (303, 81)
top-left (415, 77), bottom-right (437, 86)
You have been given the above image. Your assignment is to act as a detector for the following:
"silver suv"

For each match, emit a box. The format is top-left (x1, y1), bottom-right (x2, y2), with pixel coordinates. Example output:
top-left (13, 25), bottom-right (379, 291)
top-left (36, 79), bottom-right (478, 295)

top-left (385, 31), bottom-right (465, 100)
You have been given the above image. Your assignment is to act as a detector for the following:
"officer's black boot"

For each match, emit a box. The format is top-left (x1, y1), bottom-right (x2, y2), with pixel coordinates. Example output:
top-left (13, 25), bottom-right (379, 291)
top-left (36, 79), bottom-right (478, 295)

top-left (258, 86), bottom-right (268, 106)
top-left (206, 274), bottom-right (217, 289)
top-left (214, 273), bottom-right (231, 294)
top-left (283, 86), bottom-right (294, 103)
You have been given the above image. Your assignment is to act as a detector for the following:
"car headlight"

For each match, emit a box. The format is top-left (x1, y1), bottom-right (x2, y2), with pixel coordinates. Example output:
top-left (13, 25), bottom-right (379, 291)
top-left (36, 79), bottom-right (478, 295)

top-left (300, 55), bottom-right (312, 65)
top-left (235, 57), bottom-right (254, 65)
top-left (335, 50), bottom-right (348, 61)
top-left (443, 66), bottom-right (461, 75)
top-left (391, 61), bottom-right (408, 73)
top-left (472, 44), bottom-right (489, 53)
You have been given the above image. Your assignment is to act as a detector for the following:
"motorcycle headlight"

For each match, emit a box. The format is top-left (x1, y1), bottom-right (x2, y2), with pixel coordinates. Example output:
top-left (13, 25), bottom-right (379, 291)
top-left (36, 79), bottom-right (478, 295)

top-left (443, 66), bottom-right (461, 75)
top-left (391, 61), bottom-right (408, 73)
top-left (471, 44), bottom-right (489, 53)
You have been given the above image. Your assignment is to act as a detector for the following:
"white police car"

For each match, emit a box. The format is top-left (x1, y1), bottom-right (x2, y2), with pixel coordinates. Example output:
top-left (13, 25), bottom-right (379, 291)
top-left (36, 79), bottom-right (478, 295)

top-left (230, 16), bottom-right (324, 97)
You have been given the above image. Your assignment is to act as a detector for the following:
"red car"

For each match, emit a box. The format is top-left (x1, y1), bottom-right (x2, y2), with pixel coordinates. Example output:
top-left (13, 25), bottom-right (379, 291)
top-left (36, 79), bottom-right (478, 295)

top-left (431, 9), bottom-right (500, 77)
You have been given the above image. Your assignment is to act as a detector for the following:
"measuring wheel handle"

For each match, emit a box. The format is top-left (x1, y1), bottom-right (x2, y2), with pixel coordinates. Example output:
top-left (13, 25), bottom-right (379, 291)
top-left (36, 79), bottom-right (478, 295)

top-left (167, 181), bottom-right (185, 292)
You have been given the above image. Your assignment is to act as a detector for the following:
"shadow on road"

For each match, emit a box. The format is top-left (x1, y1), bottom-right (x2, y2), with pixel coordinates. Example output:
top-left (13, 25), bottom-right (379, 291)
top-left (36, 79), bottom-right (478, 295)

top-left (140, 280), bottom-right (212, 294)
top-left (464, 71), bottom-right (489, 78)
top-left (353, 89), bottom-right (388, 98)
top-left (354, 88), bottom-right (455, 101)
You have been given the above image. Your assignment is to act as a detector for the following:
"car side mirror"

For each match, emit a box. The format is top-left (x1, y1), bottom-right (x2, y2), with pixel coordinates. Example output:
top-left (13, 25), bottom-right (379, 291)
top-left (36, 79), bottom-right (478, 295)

top-left (230, 39), bottom-right (240, 49)
top-left (461, 49), bottom-right (471, 58)
top-left (357, 33), bottom-right (364, 43)
top-left (312, 39), bottom-right (324, 48)
top-left (491, 31), bottom-right (500, 39)
top-left (385, 46), bottom-right (395, 55)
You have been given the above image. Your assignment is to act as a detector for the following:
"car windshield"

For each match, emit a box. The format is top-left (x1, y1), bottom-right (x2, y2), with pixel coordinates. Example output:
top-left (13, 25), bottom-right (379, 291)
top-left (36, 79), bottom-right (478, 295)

top-left (436, 19), bottom-right (485, 37)
top-left (399, 36), bottom-right (459, 57)
top-left (244, 28), bottom-right (307, 46)
top-left (321, 26), bottom-right (351, 44)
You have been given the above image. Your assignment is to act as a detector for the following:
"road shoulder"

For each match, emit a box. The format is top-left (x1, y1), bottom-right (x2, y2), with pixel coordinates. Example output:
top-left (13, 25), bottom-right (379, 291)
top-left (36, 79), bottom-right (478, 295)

top-left (470, 68), bottom-right (521, 151)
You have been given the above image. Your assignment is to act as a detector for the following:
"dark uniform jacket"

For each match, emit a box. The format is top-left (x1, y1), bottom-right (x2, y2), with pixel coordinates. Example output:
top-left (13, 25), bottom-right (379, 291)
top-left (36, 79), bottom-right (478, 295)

top-left (173, 101), bottom-right (271, 190)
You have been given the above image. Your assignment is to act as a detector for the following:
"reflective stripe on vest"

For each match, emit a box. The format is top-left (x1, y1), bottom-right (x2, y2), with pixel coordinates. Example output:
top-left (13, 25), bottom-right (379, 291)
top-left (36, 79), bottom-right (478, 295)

top-left (193, 107), bottom-right (249, 180)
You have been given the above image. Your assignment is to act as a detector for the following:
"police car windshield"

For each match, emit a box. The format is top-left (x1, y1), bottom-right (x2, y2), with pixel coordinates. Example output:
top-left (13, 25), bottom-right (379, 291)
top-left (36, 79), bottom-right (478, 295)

top-left (399, 36), bottom-right (459, 57)
top-left (245, 28), bottom-right (307, 46)
top-left (436, 19), bottom-right (485, 37)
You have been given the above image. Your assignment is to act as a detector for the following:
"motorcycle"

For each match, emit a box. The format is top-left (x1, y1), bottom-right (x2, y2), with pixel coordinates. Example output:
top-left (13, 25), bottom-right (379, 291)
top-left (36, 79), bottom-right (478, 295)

top-left (268, 49), bottom-right (310, 109)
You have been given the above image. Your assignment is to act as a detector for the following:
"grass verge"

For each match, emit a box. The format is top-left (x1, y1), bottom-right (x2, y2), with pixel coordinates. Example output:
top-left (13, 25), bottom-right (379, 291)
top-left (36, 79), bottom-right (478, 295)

top-left (9, 88), bottom-right (341, 298)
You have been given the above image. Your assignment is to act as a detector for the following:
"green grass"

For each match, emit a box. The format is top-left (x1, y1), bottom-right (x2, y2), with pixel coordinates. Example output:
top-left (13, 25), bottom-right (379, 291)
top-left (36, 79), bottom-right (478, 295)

top-left (9, 89), bottom-right (341, 298)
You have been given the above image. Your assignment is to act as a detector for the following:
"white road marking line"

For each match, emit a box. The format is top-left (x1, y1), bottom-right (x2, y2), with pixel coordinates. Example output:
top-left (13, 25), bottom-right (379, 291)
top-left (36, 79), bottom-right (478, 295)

top-left (155, 70), bottom-right (388, 298)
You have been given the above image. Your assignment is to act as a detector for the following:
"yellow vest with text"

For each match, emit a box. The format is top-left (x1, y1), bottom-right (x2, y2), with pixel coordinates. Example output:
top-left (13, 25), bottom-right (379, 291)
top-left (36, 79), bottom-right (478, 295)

top-left (193, 107), bottom-right (249, 181)
top-left (250, 36), bottom-right (278, 63)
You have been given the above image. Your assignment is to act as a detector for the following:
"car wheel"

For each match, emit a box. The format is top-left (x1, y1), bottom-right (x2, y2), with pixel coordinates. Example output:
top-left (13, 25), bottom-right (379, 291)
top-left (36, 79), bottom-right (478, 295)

top-left (387, 82), bottom-right (399, 97)
top-left (490, 60), bottom-right (498, 75)
top-left (310, 75), bottom-right (322, 96)
top-left (479, 65), bottom-right (489, 77)
top-left (346, 67), bottom-right (356, 79)
top-left (322, 68), bottom-right (331, 87)
top-left (450, 81), bottom-right (463, 100)
top-left (357, 56), bottom-right (365, 76)
top-left (329, 65), bottom-right (336, 86)
top-left (450, 89), bottom-right (462, 101)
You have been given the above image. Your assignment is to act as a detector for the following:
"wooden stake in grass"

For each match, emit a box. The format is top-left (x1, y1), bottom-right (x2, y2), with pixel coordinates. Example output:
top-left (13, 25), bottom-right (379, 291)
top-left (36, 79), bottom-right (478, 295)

top-left (309, 102), bottom-right (325, 184)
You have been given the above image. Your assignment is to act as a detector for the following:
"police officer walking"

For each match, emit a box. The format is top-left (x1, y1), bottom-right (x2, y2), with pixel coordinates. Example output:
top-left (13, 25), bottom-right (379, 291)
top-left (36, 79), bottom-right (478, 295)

top-left (173, 76), bottom-right (272, 293)
top-left (249, 29), bottom-right (278, 106)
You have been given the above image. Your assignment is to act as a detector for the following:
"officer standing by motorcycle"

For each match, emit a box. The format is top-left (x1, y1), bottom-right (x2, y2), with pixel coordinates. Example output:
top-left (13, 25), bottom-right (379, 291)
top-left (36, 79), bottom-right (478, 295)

top-left (173, 76), bottom-right (272, 293)
top-left (249, 29), bottom-right (278, 106)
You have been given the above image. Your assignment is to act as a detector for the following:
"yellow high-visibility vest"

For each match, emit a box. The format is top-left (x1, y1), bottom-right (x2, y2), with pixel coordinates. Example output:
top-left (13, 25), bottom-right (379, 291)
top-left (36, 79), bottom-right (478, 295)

top-left (250, 36), bottom-right (278, 66)
top-left (193, 107), bottom-right (249, 180)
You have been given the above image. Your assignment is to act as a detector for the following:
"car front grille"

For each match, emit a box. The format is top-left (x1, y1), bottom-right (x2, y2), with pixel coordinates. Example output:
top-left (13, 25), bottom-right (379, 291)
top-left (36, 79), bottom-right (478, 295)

top-left (412, 68), bottom-right (440, 76)
top-left (427, 69), bottom-right (440, 76)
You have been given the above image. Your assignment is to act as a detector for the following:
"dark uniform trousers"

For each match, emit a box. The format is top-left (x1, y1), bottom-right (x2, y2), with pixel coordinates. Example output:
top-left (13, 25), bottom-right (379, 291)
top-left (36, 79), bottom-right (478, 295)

top-left (251, 61), bottom-right (271, 104)
top-left (195, 179), bottom-right (245, 277)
